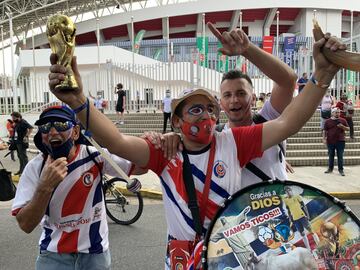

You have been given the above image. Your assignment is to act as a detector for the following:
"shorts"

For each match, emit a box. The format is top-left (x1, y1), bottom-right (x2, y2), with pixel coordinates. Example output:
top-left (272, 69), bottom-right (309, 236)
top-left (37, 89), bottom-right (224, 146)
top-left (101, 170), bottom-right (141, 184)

top-left (36, 249), bottom-right (111, 270)
top-left (116, 104), bottom-right (124, 113)
top-left (294, 216), bottom-right (311, 234)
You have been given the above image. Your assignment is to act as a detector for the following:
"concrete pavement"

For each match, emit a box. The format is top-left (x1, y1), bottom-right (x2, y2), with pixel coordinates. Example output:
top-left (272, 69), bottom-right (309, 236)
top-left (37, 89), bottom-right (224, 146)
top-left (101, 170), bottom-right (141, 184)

top-left (1, 150), bottom-right (360, 200)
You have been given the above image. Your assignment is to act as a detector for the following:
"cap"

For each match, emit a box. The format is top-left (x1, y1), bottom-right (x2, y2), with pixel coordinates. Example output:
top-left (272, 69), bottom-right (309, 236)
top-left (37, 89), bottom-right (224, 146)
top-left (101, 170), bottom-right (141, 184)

top-left (34, 105), bottom-right (76, 126)
top-left (170, 88), bottom-right (220, 127)
top-left (33, 105), bottom-right (87, 154)
top-left (171, 88), bottom-right (219, 115)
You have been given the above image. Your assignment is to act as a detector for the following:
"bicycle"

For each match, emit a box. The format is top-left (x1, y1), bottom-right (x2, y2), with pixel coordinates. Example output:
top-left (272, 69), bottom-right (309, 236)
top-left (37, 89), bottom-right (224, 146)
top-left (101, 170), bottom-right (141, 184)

top-left (102, 175), bottom-right (144, 225)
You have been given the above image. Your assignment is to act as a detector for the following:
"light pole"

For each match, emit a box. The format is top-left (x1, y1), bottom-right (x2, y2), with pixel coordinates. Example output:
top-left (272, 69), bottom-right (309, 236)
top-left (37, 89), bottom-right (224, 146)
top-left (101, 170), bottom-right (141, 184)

top-left (1, 25), bottom-right (8, 114)
top-left (31, 22), bottom-right (37, 110)
top-left (9, 11), bottom-right (18, 111)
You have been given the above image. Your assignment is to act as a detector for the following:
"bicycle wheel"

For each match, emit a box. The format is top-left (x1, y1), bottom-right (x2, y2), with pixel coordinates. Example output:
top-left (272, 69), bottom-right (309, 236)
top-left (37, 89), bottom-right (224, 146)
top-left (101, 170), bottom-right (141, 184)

top-left (104, 177), bottom-right (143, 225)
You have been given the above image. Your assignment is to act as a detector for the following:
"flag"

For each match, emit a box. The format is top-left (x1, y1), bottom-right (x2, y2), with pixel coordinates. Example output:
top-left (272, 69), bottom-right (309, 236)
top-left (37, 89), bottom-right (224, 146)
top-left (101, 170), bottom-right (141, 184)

top-left (134, 30), bottom-right (146, 54)
top-left (153, 48), bottom-right (162, 60)
top-left (262, 36), bottom-right (274, 54)
top-left (217, 41), bottom-right (229, 72)
top-left (196, 36), bottom-right (208, 67)
top-left (347, 70), bottom-right (356, 104)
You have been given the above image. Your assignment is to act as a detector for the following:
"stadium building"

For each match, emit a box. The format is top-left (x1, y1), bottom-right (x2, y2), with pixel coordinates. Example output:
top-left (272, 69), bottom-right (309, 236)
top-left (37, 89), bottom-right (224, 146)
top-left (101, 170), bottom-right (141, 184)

top-left (0, 0), bottom-right (359, 113)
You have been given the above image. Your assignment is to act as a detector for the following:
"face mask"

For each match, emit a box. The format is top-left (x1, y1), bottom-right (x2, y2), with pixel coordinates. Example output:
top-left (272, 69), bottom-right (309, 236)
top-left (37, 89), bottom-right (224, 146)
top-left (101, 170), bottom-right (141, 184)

top-left (42, 128), bottom-right (75, 160)
top-left (181, 118), bottom-right (216, 145)
top-left (44, 137), bottom-right (74, 160)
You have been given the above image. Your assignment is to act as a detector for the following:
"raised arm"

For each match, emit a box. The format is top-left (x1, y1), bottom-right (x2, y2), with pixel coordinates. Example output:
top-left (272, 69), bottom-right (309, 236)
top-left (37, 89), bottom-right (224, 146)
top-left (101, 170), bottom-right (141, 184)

top-left (48, 55), bottom-right (150, 167)
top-left (261, 35), bottom-right (346, 151)
top-left (208, 22), bottom-right (297, 113)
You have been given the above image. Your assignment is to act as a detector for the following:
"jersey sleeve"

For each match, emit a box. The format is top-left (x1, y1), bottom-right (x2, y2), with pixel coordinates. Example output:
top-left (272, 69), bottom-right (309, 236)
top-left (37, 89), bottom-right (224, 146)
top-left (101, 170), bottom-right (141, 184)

top-left (258, 100), bottom-right (281, 121)
top-left (143, 138), bottom-right (170, 175)
top-left (231, 124), bottom-right (263, 167)
top-left (11, 156), bottom-right (43, 216)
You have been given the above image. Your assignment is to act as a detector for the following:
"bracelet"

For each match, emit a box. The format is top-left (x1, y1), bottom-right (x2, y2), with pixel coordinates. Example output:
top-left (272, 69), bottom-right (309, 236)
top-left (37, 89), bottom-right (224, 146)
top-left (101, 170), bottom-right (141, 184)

top-left (309, 76), bottom-right (330, 89)
top-left (73, 98), bottom-right (89, 114)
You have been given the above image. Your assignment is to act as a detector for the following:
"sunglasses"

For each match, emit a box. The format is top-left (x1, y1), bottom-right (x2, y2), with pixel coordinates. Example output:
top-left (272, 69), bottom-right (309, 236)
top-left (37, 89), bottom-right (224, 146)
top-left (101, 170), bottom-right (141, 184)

top-left (186, 104), bottom-right (219, 117)
top-left (38, 121), bottom-right (74, 134)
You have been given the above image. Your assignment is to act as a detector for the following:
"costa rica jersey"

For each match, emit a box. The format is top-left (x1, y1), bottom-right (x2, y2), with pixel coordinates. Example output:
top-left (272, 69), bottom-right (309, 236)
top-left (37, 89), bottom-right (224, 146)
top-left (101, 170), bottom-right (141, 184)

top-left (12, 144), bottom-right (132, 254)
top-left (145, 125), bottom-right (263, 242)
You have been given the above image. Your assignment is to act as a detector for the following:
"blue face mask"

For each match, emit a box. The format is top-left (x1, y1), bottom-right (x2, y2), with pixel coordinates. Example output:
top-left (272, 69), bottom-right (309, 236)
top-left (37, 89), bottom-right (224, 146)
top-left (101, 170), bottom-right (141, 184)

top-left (44, 137), bottom-right (74, 160)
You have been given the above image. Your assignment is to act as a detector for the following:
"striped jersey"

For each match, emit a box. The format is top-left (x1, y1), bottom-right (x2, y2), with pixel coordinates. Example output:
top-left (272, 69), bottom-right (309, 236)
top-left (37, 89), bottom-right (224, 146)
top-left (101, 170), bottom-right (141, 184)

top-left (12, 144), bottom-right (132, 254)
top-left (145, 125), bottom-right (263, 242)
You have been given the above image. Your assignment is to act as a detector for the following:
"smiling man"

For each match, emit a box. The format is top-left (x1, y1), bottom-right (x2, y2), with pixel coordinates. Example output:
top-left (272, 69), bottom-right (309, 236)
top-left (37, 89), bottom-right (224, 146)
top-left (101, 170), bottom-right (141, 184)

top-left (11, 106), bottom-right (136, 270)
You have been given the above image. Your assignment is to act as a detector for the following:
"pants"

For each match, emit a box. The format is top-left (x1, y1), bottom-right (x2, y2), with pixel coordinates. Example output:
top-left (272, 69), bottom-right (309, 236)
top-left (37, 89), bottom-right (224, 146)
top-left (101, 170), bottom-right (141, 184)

top-left (327, 141), bottom-right (345, 172)
top-left (163, 112), bottom-right (173, 133)
top-left (346, 117), bottom-right (354, 138)
top-left (15, 142), bottom-right (28, 173)
top-left (36, 249), bottom-right (111, 270)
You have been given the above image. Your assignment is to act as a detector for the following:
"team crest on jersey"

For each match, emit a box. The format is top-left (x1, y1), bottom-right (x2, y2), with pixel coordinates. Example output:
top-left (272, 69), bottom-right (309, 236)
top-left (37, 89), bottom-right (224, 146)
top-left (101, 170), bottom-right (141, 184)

top-left (214, 160), bottom-right (227, 178)
top-left (82, 172), bottom-right (94, 187)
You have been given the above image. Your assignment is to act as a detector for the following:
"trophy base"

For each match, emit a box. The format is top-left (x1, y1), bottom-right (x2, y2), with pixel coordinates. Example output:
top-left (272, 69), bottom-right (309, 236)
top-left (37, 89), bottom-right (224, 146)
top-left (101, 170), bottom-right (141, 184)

top-left (55, 84), bottom-right (79, 91)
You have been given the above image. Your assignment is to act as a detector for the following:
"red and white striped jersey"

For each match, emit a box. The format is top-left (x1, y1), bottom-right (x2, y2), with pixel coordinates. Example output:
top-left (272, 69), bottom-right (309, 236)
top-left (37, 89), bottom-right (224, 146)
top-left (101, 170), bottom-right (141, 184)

top-left (12, 144), bottom-right (132, 254)
top-left (145, 125), bottom-right (263, 242)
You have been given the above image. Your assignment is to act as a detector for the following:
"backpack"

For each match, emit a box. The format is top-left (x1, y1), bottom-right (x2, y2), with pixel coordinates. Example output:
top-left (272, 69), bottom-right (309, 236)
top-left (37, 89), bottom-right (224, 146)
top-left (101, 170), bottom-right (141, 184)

top-left (215, 113), bottom-right (285, 181)
top-left (0, 161), bottom-right (17, 201)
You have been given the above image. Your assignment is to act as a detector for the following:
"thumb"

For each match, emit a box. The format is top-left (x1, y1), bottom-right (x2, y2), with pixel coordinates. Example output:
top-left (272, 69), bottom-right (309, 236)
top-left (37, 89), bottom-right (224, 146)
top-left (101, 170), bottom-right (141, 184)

top-left (45, 155), bottom-right (53, 164)
top-left (313, 37), bottom-right (325, 56)
top-left (50, 53), bottom-right (58, 65)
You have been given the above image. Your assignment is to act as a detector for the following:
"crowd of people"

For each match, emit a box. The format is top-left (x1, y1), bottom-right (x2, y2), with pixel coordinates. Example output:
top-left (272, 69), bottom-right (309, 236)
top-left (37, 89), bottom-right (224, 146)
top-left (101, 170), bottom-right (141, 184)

top-left (4, 21), bottom-right (355, 270)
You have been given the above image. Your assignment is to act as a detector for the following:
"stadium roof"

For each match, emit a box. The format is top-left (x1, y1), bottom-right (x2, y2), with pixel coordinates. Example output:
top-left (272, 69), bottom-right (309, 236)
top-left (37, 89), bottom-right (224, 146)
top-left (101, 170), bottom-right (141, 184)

top-left (0, 0), bottom-right (149, 41)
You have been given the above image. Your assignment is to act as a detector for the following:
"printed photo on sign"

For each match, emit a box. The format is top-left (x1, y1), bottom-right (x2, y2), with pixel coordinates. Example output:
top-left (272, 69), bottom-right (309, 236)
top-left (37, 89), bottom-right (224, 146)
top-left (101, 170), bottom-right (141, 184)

top-left (203, 181), bottom-right (360, 270)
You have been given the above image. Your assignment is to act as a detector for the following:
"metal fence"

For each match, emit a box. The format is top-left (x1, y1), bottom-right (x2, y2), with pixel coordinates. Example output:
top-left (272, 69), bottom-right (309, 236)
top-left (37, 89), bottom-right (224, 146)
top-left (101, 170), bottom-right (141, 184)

top-left (0, 50), bottom-right (359, 115)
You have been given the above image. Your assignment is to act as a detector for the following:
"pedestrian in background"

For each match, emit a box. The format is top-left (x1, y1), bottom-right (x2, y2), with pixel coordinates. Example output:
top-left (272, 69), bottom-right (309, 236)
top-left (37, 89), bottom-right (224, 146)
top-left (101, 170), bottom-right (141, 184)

top-left (115, 83), bottom-right (126, 124)
top-left (336, 94), bottom-right (354, 139)
top-left (162, 89), bottom-right (173, 133)
top-left (10, 112), bottom-right (33, 175)
top-left (320, 89), bottom-right (334, 133)
top-left (323, 107), bottom-right (349, 176)
top-left (297, 72), bottom-right (308, 94)
top-left (6, 118), bottom-right (16, 161)
top-left (256, 92), bottom-right (265, 110)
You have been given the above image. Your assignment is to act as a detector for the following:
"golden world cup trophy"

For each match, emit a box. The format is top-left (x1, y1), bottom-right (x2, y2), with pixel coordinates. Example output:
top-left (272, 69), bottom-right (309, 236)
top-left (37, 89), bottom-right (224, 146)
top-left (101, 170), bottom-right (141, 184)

top-left (46, 14), bottom-right (78, 90)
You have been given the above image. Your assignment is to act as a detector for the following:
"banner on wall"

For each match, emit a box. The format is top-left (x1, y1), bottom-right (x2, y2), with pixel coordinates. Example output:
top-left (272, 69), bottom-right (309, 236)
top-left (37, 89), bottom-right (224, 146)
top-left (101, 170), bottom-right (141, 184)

top-left (134, 30), bottom-right (146, 54)
top-left (217, 41), bottom-right (229, 72)
top-left (283, 36), bottom-right (296, 66)
top-left (196, 36), bottom-right (209, 67)
top-left (262, 36), bottom-right (274, 54)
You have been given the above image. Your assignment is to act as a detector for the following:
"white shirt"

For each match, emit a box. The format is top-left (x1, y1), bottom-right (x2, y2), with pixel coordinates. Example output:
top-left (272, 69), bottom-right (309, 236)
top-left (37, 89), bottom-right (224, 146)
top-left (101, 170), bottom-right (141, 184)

top-left (163, 97), bottom-right (172, 113)
top-left (223, 100), bottom-right (288, 186)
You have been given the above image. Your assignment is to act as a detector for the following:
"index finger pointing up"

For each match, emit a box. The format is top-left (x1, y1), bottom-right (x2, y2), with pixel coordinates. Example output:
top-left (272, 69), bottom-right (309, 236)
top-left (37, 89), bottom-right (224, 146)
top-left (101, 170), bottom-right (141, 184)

top-left (207, 22), bottom-right (222, 40)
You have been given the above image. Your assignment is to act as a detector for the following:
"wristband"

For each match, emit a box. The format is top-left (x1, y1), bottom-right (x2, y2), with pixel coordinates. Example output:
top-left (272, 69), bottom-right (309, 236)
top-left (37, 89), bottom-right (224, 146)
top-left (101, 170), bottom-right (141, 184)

top-left (310, 76), bottom-right (330, 89)
top-left (73, 98), bottom-right (89, 114)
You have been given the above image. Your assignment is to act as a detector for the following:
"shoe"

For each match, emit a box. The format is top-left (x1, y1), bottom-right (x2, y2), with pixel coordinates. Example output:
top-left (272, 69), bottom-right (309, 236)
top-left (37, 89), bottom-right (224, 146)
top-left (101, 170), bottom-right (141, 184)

top-left (324, 169), bottom-right (333, 174)
top-left (339, 171), bottom-right (345, 176)
top-left (14, 171), bottom-right (21, 175)
top-left (120, 121), bottom-right (124, 125)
